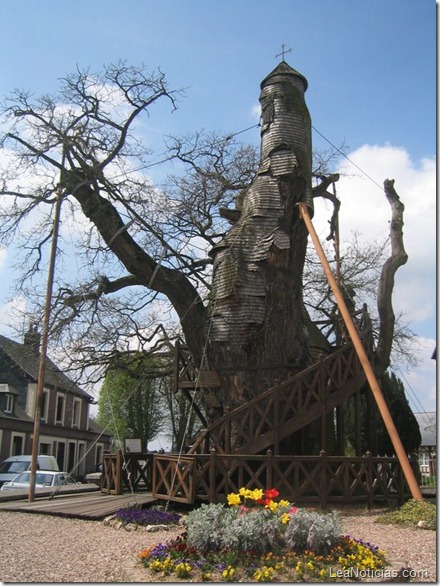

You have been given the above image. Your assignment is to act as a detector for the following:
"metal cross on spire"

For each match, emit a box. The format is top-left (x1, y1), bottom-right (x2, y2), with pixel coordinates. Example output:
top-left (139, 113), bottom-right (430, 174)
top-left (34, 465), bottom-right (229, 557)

top-left (276, 44), bottom-right (292, 61)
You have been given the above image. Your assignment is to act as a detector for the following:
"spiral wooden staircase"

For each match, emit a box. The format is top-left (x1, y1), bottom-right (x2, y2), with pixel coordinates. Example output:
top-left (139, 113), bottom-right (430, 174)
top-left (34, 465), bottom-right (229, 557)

top-left (186, 315), bottom-right (372, 458)
top-left (149, 308), bottom-right (397, 505)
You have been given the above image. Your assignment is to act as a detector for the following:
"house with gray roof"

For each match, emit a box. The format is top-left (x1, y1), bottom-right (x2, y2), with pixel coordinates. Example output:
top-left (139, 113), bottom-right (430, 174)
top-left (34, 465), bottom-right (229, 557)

top-left (413, 411), bottom-right (436, 477)
top-left (0, 326), bottom-right (111, 479)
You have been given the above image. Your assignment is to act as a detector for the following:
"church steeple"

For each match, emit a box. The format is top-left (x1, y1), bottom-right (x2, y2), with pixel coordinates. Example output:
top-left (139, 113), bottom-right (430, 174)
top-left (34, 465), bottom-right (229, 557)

top-left (261, 60), bottom-right (308, 92)
top-left (258, 60), bottom-right (313, 211)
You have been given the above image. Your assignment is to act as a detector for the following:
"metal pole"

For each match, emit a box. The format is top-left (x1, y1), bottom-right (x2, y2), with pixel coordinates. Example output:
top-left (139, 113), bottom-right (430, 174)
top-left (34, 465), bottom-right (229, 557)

top-left (28, 184), bottom-right (63, 502)
top-left (298, 202), bottom-right (423, 501)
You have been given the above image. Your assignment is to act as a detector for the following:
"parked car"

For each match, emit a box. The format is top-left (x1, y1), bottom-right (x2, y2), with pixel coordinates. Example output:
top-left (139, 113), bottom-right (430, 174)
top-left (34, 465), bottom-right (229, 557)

top-left (0, 470), bottom-right (78, 491)
top-left (0, 455), bottom-right (59, 487)
top-left (85, 462), bottom-right (102, 484)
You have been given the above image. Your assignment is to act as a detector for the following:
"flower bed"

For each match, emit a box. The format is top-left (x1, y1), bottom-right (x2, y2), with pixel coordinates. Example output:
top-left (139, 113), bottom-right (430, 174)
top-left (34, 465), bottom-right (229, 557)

top-left (137, 488), bottom-right (388, 582)
top-left (114, 505), bottom-right (181, 526)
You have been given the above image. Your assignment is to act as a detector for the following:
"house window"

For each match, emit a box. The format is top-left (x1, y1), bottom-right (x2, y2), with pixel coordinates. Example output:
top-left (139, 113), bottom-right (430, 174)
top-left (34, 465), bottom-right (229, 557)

top-left (39, 442), bottom-right (51, 455)
top-left (5, 394), bottom-right (13, 414)
top-left (96, 444), bottom-right (104, 467)
top-left (11, 433), bottom-right (25, 456)
top-left (72, 398), bottom-right (81, 428)
top-left (40, 390), bottom-right (49, 422)
top-left (55, 393), bottom-right (66, 425)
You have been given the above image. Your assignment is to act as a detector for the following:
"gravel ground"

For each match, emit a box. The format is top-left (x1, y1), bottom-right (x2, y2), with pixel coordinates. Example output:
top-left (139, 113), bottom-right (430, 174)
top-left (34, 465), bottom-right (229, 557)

top-left (0, 507), bottom-right (436, 583)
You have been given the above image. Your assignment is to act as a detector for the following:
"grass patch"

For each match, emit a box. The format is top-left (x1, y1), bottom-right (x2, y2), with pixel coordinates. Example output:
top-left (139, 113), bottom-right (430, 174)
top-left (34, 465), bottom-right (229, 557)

top-left (376, 499), bottom-right (436, 530)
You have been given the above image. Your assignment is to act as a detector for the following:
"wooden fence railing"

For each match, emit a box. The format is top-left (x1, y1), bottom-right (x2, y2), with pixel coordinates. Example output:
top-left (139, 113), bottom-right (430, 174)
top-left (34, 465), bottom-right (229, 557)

top-left (152, 450), bottom-right (416, 509)
top-left (102, 452), bottom-right (122, 495)
top-left (101, 452), bottom-right (153, 495)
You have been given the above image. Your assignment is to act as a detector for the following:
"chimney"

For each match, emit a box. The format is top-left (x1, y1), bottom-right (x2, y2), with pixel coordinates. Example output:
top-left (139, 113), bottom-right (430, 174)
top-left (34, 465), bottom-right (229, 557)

top-left (23, 324), bottom-right (41, 355)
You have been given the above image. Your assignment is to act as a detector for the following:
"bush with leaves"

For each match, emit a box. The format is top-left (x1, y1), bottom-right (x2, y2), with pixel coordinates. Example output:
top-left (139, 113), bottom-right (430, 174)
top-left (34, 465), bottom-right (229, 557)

top-left (185, 502), bottom-right (235, 551)
top-left (186, 490), bottom-right (342, 556)
top-left (139, 487), bottom-right (387, 582)
top-left (376, 499), bottom-right (436, 530)
top-left (285, 509), bottom-right (341, 555)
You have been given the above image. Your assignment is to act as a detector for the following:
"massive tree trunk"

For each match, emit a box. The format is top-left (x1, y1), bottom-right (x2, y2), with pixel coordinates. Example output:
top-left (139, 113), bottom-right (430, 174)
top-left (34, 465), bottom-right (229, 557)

top-left (205, 62), bottom-right (314, 414)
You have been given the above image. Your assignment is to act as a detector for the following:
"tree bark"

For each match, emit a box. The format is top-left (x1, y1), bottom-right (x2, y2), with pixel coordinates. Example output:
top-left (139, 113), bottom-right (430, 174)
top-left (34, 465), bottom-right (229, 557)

top-left (205, 62), bottom-right (314, 417)
top-left (375, 179), bottom-right (408, 375)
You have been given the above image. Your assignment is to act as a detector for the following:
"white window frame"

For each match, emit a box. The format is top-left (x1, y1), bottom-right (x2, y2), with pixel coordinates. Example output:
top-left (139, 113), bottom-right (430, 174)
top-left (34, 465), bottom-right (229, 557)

top-left (5, 394), bottom-right (13, 414)
top-left (55, 392), bottom-right (66, 425)
top-left (40, 389), bottom-right (49, 422)
top-left (72, 398), bottom-right (81, 428)
top-left (10, 432), bottom-right (26, 456)
top-left (77, 441), bottom-right (86, 477)
top-left (54, 439), bottom-right (66, 471)
top-left (95, 443), bottom-right (104, 467)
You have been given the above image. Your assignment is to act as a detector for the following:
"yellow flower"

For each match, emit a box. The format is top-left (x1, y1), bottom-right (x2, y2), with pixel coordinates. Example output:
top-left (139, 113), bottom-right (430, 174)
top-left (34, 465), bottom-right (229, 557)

top-left (249, 488), bottom-right (264, 501)
top-left (280, 512), bottom-right (290, 524)
top-left (227, 492), bottom-right (241, 506)
top-left (279, 499), bottom-right (290, 507)
top-left (266, 499), bottom-right (278, 512)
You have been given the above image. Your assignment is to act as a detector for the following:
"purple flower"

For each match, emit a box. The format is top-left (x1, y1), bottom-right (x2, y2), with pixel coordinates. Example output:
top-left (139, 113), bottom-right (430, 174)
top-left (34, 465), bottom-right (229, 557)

top-left (114, 506), bottom-right (181, 526)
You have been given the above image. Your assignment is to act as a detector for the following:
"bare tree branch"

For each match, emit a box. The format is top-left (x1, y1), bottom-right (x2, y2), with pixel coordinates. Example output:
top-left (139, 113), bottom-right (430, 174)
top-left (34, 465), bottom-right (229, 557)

top-left (375, 179), bottom-right (408, 375)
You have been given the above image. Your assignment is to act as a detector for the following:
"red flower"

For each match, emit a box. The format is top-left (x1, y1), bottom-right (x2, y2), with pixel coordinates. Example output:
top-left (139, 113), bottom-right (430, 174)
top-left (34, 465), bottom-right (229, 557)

top-left (289, 506), bottom-right (298, 515)
top-left (265, 488), bottom-right (279, 499)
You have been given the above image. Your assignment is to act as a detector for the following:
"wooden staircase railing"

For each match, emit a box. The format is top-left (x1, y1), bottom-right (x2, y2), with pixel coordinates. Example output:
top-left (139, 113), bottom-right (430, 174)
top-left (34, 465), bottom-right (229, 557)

top-left (188, 312), bottom-right (373, 457)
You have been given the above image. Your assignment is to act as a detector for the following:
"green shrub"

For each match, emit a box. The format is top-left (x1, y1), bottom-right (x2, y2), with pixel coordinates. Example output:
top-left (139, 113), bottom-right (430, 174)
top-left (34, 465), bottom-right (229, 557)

top-left (221, 508), bottom-right (285, 554)
top-left (185, 503), bottom-right (235, 551)
top-left (186, 495), bottom-right (342, 557)
top-left (285, 509), bottom-right (342, 555)
top-left (139, 488), bottom-right (387, 582)
top-left (377, 498), bottom-right (436, 530)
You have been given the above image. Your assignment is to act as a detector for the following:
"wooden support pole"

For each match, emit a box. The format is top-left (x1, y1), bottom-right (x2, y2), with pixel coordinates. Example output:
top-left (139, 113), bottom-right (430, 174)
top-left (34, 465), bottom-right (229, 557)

top-left (299, 202), bottom-right (423, 501)
top-left (29, 184), bottom-right (63, 502)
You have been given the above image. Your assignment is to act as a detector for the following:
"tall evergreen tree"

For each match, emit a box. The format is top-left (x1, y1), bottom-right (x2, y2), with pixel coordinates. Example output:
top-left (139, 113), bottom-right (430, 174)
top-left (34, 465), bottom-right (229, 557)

top-left (97, 355), bottom-right (168, 450)
top-left (376, 371), bottom-right (421, 455)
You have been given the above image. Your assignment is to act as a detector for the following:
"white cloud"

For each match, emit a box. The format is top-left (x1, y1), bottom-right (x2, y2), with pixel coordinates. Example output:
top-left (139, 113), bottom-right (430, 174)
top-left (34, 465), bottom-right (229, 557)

top-left (312, 145), bottom-right (436, 412)
top-left (0, 295), bottom-right (28, 337)
top-left (0, 247), bottom-right (6, 271)
top-left (391, 336), bottom-right (437, 413)
top-left (249, 103), bottom-right (261, 121)
top-left (313, 144), bottom-right (436, 332)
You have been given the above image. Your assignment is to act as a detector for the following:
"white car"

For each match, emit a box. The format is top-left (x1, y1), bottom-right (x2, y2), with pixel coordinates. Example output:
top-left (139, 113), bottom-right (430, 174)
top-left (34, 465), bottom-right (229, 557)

top-left (0, 471), bottom-right (78, 491)
top-left (84, 463), bottom-right (102, 484)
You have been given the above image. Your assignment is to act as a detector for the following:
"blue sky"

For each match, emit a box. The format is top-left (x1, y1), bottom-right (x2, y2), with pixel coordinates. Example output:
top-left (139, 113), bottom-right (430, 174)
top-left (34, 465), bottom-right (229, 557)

top-left (0, 0), bottom-right (436, 413)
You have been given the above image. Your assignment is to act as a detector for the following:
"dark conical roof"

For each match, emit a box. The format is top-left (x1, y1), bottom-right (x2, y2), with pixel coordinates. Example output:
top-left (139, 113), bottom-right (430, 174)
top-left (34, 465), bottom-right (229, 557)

top-left (260, 60), bottom-right (308, 91)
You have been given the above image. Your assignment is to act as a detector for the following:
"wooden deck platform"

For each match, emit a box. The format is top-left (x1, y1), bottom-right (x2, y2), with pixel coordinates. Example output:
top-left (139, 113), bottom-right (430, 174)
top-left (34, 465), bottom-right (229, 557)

top-left (0, 482), bottom-right (100, 502)
top-left (0, 488), bottom-right (157, 520)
